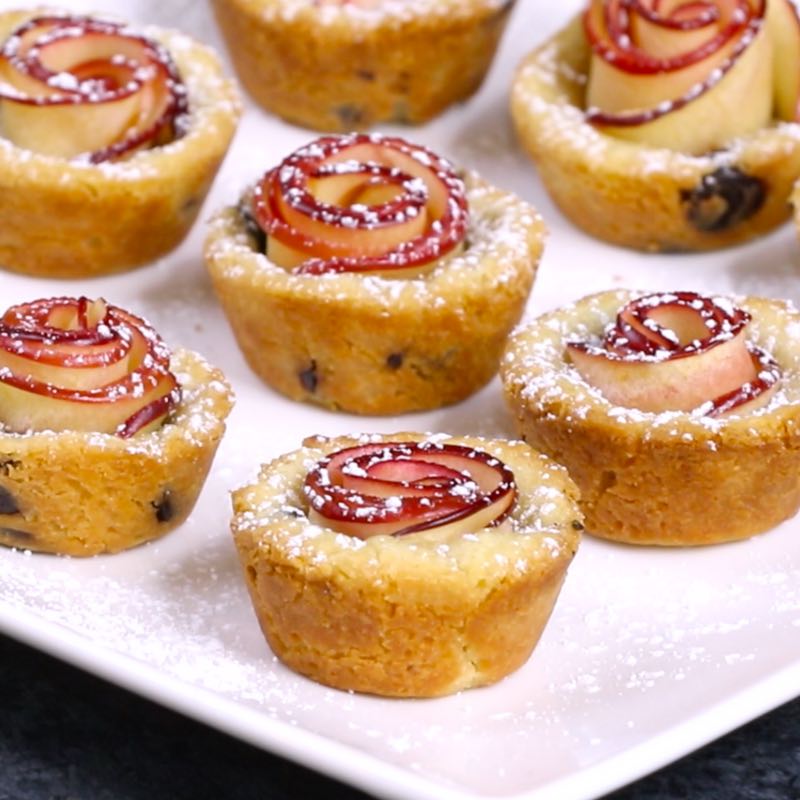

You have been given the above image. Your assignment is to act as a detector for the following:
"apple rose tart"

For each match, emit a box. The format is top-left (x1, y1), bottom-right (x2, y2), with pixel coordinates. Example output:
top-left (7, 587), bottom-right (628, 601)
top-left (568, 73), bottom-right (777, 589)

top-left (210, 0), bottom-right (514, 131)
top-left (501, 289), bottom-right (800, 545)
top-left (231, 432), bottom-right (582, 697)
top-left (0, 296), bottom-right (233, 556)
top-left (0, 10), bottom-right (240, 278)
top-left (204, 133), bottom-right (544, 415)
top-left (511, 0), bottom-right (800, 251)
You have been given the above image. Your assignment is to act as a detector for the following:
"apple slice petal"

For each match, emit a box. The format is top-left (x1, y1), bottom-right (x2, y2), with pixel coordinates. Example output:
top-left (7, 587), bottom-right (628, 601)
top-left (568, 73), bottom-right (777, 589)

top-left (303, 441), bottom-right (516, 540)
top-left (252, 133), bottom-right (469, 277)
top-left (567, 291), bottom-right (781, 416)
top-left (768, 0), bottom-right (800, 121)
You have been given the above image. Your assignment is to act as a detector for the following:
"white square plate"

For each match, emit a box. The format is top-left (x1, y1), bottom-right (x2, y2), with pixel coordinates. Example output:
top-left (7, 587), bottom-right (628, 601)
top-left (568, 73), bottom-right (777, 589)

top-left (0, 1), bottom-right (798, 799)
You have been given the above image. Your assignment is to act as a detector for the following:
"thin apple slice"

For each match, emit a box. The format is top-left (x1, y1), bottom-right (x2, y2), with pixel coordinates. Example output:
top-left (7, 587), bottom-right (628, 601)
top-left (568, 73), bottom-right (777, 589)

top-left (303, 441), bottom-right (516, 540)
top-left (768, 0), bottom-right (800, 120)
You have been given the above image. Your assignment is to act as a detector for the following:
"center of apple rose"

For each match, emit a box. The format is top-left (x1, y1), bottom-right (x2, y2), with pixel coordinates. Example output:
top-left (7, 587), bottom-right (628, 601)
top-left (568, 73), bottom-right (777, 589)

top-left (303, 441), bottom-right (517, 539)
top-left (0, 296), bottom-right (180, 437)
top-left (251, 133), bottom-right (469, 277)
top-left (566, 291), bottom-right (781, 416)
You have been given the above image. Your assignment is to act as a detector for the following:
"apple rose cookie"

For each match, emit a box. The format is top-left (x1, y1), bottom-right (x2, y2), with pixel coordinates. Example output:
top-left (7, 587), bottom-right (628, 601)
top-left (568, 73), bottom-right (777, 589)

top-left (0, 11), bottom-right (240, 278)
top-left (231, 432), bottom-right (582, 697)
top-left (204, 133), bottom-right (544, 414)
top-left (210, 0), bottom-right (514, 131)
top-left (501, 289), bottom-right (800, 546)
top-left (510, 0), bottom-right (800, 251)
top-left (0, 296), bottom-right (233, 556)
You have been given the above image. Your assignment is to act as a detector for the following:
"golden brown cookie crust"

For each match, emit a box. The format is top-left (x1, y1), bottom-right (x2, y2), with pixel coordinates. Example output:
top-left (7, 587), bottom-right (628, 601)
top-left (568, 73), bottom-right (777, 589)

top-left (231, 432), bottom-right (582, 697)
top-left (211, 0), bottom-right (514, 130)
top-left (0, 349), bottom-right (233, 556)
top-left (501, 290), bottom-right (800, 546)
top-left (510, 16), bottom-right (800, 252)
top-left (0, 10), bottom-right (241, 279)
top-left (204, 173), bottom-right (544, 415)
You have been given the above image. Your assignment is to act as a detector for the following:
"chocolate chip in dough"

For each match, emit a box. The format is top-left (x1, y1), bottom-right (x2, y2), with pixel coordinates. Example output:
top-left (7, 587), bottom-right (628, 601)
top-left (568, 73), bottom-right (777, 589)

top-left (0, 459), bottom-right (21, 476)
top-left (152, 490), bottom-right (174, 523)
top-left (238, 201), bottom-right (267, 252)
top-left (386, 352), bottom-right (404, 370)
top-left (682, 167), bottom-right (765, 233)
top-left (335, 104), bottom-right (365, 128)
top-left (0, 486), bottom-right (19, 515)
top-left (299, 361), bottom-right (318, 393)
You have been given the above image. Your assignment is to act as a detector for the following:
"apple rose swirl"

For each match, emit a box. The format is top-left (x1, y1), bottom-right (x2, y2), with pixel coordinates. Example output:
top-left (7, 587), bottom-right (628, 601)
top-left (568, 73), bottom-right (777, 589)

top-left (0, 14), bottom-right (188, 162)
top-left (231, 433), bottom-right (581, 696)
top-left (502, 289), bottom-right (800, 545)
top-left (206, 132), bottom-right (543, 415)
top-left (251, 133), bottom-right (469, 278)
top-left (566, 291), bottom-right (781, 416)
top-left (303, 441), bottom-right (516, 539)
top-left (0, 297), bottom-right (180, 438)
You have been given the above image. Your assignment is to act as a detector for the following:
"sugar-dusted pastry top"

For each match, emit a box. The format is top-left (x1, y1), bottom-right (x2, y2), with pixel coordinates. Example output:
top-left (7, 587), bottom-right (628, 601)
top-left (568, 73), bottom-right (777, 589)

top-left (233, 432), bottom-right (581, 566)
top-left (208, 168), bottom-right (542, 307)
top-left (503, 289), bottom-right (800, 437)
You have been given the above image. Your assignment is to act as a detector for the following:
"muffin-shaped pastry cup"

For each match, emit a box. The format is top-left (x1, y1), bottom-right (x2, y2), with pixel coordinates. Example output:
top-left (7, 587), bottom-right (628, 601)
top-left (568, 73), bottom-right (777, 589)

top-left (0, 10), bottom-right (241, 278)
top-left (205, 172), bottom-right (544, 415)
top-left (231, 432), bottom-right (582, 698)
top-left (211, 0), bottom-right (514, 131)
top-left (0, 349), bottom-right (233, 556)
top-left (501, 290), bottom-right (800, 546)
top-left (510, 16), bottom-right (800, 252)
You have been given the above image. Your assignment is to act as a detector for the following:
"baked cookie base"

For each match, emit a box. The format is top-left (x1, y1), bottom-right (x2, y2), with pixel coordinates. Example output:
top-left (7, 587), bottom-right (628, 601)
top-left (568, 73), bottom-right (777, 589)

top-left (0, 349), bottom-right (233, 556)
top-left (205, 174), bottom-right (544, 415)
top-left (0, 11), bottom-right (241, 278)
top-left (211, 0), bottom-right (514, 131)
top-left (501, 290), bottom-right (800, 545)
top-left (231, 433), bottom-right (581, 697)
top-left (510, 16), bottom-right (800, 252)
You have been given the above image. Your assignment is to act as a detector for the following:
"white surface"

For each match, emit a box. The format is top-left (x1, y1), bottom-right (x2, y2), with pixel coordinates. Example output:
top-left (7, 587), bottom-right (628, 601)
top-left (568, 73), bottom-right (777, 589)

top-left (0, 1), bottom-right (799, 799)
